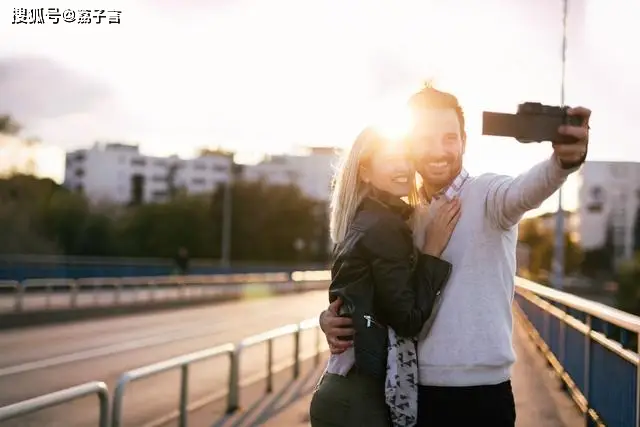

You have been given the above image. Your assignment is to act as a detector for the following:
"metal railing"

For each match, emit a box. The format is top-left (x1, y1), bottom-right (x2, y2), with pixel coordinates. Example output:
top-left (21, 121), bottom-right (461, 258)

top-left (0, 270), bottom-right (331, 314)
top-left (111, 317), bottom-right (323, 427)
top-left (515, 277), bottom-right (640, 427)
top-left (111, 343), bottom-right (236, 427)
top-left (0, 316), bottom-right (325, 427)
top-left (0, 381), bottom-right (109, 427)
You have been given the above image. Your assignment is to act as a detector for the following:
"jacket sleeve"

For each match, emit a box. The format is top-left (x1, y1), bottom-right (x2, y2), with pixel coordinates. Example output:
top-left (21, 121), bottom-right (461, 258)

top-left (360, 219), bottom-right (452, 338)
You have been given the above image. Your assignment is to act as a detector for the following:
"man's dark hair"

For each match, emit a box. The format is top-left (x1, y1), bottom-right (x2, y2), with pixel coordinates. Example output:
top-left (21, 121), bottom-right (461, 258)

top-left (407, 82), bottom-right (466, 139)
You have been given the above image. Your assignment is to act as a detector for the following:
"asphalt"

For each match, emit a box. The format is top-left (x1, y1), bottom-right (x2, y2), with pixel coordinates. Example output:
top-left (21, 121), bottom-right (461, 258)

top-left (0, 290), bottom-right (329, 427)
top-left (0, 291), bottom-right (586, 427)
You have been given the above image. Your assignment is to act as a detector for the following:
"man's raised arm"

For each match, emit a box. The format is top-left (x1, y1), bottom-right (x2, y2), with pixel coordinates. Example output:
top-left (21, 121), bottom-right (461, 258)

top-left (485, 106), bottom-right (591, 230)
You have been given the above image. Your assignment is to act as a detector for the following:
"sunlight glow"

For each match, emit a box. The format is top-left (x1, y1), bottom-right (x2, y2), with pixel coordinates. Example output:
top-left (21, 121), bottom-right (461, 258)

top-left (372, 104), bottom-right (414, 142)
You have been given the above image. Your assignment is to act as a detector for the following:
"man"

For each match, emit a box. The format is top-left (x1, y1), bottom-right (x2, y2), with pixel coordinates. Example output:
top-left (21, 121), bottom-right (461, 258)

top-left (319, 85), bottom-right (590, 426)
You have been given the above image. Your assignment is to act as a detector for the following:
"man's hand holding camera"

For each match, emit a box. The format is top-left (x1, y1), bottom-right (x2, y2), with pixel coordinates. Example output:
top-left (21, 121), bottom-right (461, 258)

top-left (553, 106), bottom-right (591, 169)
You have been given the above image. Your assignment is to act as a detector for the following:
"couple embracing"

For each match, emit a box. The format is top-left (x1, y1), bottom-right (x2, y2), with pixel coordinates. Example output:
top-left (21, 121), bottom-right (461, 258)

top-left (309, 85), bottom-right (590, 427)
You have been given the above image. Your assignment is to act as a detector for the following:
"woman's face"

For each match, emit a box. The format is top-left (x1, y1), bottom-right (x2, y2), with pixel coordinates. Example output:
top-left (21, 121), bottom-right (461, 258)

top-left (361, 141), bottom-right (414, 197)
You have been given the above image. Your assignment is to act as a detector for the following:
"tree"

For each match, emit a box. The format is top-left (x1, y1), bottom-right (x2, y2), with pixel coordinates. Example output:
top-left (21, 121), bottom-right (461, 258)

top-left (210, 180), bottom-right (323, 262)
top-left (582, 220), bottom-right (616, 278)
top-left (0, 115), bottom-right (21, 135)
top-left (114, 193), bottom-right (216, 258)
top-left (0, 175), bottom-right (64, 254)
top-left (615, 254), bottom-right (640, 315)
top-left (518, 216), bottom-right (583, 282)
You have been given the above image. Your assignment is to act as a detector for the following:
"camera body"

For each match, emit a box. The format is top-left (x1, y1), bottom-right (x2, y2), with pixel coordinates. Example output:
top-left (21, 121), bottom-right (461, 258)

top-left (482, 102), bottom-right (583, 144)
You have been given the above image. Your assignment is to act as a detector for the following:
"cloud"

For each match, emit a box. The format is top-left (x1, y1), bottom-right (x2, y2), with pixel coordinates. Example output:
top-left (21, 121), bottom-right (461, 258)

top-left (0, 56), bottom-right (112, 124)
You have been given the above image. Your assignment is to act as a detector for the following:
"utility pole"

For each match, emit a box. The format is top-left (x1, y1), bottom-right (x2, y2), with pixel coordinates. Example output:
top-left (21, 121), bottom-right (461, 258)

top-left (552, 0), bottom-right (569, 290)
top-left (220, 156), bottom-right (234, 268)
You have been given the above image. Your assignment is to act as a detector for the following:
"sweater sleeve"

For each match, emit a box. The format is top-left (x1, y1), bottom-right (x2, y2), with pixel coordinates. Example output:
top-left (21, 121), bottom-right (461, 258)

top-left (484, 155), bottom-right (580, 230)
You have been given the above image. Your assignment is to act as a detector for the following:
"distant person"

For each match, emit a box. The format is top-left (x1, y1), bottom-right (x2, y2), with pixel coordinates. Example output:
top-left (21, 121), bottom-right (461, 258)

top-left (318, 84), bottom-right (591, 426)
top-left (175, 247), bottom-right (190, 275)
top-left (309, 126), bottom-right (458, 427)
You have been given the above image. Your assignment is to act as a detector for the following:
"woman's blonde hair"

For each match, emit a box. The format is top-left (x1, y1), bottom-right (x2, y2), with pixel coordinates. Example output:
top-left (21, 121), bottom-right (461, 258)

top-left (329, 127), bottom-right (419, 245)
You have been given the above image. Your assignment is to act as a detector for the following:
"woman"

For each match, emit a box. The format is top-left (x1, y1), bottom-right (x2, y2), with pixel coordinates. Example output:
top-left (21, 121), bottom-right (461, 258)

top-left (309, 126), bottom-right (461, 427)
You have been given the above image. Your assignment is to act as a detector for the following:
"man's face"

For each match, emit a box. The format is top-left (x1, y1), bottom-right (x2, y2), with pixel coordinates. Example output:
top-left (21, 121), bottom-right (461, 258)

top-left (410, 108), bottom-right (465, 191)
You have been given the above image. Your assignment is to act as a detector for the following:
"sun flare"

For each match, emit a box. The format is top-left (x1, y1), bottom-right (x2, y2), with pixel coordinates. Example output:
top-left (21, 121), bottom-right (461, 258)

top-left (372, 104), bottom-right (414, 142)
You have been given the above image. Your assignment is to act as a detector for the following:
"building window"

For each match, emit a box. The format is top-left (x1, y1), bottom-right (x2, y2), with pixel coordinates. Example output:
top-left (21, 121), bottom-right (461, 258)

top-left (131, 158), bottom-right (146, 166)
top-left (192, 178), bottom-right (206, 185)
top-left (74, 168), bottom-right (85, 177)
top-left (586, 186), bottom-right (604, 213)
top-left (130, 174), bottom-right (145, 205)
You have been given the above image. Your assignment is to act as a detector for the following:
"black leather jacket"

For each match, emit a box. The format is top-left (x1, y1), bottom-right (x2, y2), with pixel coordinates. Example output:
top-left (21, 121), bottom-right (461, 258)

top-left (329, 189), bottom-right (453, 379)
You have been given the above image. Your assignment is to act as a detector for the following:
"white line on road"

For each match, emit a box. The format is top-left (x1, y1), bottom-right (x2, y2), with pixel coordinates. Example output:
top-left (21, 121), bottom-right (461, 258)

top-left (0, 322), bottom-right (232, 378)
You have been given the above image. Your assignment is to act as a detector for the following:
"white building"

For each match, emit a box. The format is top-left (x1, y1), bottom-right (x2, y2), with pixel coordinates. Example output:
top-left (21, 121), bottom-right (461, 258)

top-left (576, 161), bottom-right (640, 264)
top-left (64, 143), bottom-right (232, 204)
top-left (242, 146), bottom-right (339, 202)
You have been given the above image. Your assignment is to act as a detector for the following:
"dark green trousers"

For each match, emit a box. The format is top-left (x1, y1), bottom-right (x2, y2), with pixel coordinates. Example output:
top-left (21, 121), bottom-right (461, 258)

top-left (309, 370), bottom-right (391, 427)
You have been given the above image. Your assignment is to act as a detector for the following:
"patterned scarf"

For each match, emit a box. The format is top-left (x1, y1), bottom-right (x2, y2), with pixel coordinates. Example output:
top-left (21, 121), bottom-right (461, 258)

top-left (384, 168), bottom-right (469, 427)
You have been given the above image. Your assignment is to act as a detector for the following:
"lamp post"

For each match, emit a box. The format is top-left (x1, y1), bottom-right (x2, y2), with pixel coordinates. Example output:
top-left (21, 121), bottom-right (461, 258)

top-left (220, 157), bottom-right (237, 268)
top-left (552, 0), bottom-right (569, 290)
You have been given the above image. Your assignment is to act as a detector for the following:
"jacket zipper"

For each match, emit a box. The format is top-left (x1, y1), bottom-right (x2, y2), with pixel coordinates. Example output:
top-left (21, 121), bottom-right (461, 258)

top-left (418, 263), bottom-right (452, 341)
top-left (363, 314), bottom-right (383, 328)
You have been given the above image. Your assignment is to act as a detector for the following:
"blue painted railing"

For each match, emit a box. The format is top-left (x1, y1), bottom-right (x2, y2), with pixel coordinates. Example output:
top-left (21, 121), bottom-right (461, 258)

top-left (0, 254), bottom-right (327, 281)
top-left (515, 277), bottom-right (640, 427)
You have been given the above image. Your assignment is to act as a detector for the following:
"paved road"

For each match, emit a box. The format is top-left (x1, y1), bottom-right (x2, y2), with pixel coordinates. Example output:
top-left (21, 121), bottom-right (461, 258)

top-left (0, 290), bottom-right (329, 427)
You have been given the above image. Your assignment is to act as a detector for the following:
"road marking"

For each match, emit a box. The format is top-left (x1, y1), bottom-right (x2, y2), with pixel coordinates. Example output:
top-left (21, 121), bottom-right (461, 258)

top-left (0, 323), bottom-right (231, 378)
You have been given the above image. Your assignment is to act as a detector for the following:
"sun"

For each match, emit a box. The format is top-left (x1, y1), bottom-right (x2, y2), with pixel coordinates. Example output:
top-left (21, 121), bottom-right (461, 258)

top-left (372, 103), bottom-right (414, 142)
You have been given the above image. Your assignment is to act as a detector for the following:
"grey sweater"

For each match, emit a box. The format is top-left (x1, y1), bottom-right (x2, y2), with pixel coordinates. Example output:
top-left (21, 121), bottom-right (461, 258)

top-left (413, 155), bottom-right (578, 387)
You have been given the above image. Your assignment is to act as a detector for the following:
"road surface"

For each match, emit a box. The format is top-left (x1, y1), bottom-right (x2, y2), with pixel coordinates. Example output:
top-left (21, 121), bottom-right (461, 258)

top-left (0, 290), bottom-right (329, 427)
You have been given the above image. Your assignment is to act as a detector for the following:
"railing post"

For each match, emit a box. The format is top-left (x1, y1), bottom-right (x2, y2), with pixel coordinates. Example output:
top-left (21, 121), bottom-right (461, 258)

top-left (266, 339), bottom-right (274, 392)
top-left (559, 307), bottom-right (568, 391)
top-left (636, 332), bottom-right (640, 427)
top-left (543, 308), bottom-right (552, 367)
top-left (111, 377), bottom-right (128, 427)
top-left (45, 284), bottom-right (52, 309)
top-left (97, 385), bottom-right (110, 427)
top-left (179, 364), bottom-right (189, 427)
top-left (70, 283), bottom-right (78, 308)
top-left (227, 348), bottom-right (240, 413)
top-left (314, 326), bottom-right (321, 366)
top-left (148, 280), bottom-right (156, 302)
top-left (583, 315), bottom-right (592, 427)
top-left (293, 324), bottom-right (301, 379)
top-left (14, 282), bottom-right (24, 312)
top-left (114, 282), bottom-right (122, 305)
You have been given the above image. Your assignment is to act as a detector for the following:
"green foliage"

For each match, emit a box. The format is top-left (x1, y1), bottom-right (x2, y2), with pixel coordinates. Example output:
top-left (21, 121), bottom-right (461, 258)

top-left (0, 115), bottom-right (21, 135)
top-left (0, 174), bottom-right (329, 263)
top-left (518, 215), bottom-right (582, 282)
top-left (615, 253), bottom-right (640, 315)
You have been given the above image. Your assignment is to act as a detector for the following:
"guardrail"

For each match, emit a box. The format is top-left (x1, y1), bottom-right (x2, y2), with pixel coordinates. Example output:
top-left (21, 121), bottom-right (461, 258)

top-left (515, 277), bottom-right (640, 427)
top-left (0, 317), bottom-right (325, 427)
top-left (0, 381), bottom-right (109, 427)
top-left (0, 270), bottom-right (331, 314)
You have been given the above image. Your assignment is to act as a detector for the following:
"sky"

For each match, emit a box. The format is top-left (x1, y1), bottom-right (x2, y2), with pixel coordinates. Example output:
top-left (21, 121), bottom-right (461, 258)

top-left (1, 0), bottom-right (639, 214)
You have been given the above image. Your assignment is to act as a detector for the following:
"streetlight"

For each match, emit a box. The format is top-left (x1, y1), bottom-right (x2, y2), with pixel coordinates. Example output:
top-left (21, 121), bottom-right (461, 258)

top-left (220, 157), bottom-right (238, 268)
top-left (552, 0), bottom-right (569, 290)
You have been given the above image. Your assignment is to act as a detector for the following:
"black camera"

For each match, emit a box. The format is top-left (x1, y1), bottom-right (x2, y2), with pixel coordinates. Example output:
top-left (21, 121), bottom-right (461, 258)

top-left (482, 102), bottom-right (583, 144)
